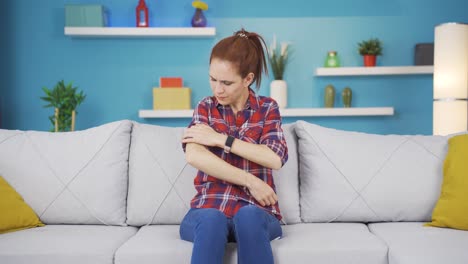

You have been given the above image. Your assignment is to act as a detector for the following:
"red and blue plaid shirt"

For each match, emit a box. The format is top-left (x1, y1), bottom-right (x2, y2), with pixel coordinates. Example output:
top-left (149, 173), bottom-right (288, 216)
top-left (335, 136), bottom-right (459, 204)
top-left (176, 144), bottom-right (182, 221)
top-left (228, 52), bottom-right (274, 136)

top-left (183, 88), bottom-right (288, 220)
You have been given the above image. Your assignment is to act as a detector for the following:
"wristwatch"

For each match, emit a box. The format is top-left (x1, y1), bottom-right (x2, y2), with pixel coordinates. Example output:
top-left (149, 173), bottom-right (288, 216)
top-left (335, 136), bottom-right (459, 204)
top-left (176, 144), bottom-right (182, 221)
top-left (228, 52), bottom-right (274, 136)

top-left (224, 135), bottom-right (235, 153)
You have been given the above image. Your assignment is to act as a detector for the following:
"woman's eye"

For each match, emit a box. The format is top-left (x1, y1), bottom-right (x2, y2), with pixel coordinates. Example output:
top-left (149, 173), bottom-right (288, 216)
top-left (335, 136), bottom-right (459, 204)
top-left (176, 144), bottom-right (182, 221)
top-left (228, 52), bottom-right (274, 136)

top-left (222, 81), bottom-right (233, 86)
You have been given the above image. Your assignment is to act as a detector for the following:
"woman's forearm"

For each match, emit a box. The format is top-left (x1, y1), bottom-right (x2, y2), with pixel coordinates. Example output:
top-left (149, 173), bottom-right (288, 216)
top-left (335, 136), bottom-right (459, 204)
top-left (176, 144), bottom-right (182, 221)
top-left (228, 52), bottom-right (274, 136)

top-left (183, 123), bottom-right (283, 170)
top-left (185, 142), bottom-right (279, 206)
top-left (227, 137), bottom-right (282, 170)
top-left (185, 142), bottom-right (249, 187)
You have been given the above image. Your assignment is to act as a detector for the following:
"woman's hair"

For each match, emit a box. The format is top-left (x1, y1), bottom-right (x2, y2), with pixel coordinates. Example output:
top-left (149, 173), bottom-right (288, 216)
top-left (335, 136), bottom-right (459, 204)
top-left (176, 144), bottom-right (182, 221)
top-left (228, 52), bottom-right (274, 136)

top-left (210, 28), bottom-right (269, 89)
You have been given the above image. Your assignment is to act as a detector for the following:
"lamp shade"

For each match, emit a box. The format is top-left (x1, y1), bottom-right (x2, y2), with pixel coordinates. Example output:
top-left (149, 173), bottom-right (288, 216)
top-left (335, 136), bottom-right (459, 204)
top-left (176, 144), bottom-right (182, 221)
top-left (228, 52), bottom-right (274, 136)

top-left (433, 23), bottom-right (468, 135)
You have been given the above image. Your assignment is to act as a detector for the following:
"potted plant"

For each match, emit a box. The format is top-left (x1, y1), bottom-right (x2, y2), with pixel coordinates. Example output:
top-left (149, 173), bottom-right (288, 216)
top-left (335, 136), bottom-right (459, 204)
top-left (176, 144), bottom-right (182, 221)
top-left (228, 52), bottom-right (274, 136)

top-left (358, 38), bottom-right (383, 67)
top-left (40, 80), bottom-right (86, 132)
top-left (269, 35), bottom-right (291, 108)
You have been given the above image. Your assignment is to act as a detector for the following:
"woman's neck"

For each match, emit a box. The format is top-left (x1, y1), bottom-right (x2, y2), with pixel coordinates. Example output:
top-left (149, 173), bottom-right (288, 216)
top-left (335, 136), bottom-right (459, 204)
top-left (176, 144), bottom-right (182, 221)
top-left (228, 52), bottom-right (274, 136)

top-left (230, 88), bottom-right (250, 115)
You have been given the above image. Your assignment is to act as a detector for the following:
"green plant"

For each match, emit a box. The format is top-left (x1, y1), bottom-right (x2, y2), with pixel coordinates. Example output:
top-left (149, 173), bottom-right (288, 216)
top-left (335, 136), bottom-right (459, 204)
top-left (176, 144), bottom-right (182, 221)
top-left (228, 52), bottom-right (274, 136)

top-left (358, 38), bottom-right (383, 56)
top-left (192, 0), bottom-right (208, 10)
top-left (40, 80), bottom-right (86, 132)
top-left (269, 37), bottom-right (291, 80)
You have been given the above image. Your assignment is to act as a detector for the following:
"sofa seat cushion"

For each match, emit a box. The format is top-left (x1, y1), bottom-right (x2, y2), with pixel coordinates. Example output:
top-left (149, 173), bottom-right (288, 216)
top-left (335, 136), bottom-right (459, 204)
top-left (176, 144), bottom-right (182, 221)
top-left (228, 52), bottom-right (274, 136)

top-left (0, 225), bottom-right (137, 264)
top-left (369, 222), bottom-right (468, 264)
top-left (115, 223), bottom-right (387, 264)
top-left (115, 225), bottom-right (226, 264)
top-left (273, 223), bottom-right (387, 264)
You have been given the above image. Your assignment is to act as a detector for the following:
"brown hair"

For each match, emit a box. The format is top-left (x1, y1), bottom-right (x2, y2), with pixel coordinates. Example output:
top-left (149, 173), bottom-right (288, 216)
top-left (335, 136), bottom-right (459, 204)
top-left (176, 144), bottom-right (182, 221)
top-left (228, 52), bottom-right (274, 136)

top-left (209, 28), bottom-right (269, 89)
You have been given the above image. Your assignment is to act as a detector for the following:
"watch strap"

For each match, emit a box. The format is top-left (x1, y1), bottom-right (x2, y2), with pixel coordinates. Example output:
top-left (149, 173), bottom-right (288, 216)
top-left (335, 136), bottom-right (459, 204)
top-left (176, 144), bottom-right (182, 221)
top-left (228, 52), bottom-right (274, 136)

top-left (224, 135), bottom-right (235, 153)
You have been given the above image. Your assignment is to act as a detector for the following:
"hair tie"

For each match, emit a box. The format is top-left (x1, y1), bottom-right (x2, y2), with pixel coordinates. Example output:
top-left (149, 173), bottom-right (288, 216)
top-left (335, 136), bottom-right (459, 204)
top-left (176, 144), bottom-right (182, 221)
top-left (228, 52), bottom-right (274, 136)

top-left (237, 32), bottom-right (248, 39)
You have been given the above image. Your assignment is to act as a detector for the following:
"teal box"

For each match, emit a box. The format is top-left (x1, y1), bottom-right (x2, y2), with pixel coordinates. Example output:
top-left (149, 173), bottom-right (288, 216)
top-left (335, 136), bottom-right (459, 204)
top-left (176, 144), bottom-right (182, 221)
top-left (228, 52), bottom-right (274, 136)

top-left (65, 4), bottom-right (108, 27)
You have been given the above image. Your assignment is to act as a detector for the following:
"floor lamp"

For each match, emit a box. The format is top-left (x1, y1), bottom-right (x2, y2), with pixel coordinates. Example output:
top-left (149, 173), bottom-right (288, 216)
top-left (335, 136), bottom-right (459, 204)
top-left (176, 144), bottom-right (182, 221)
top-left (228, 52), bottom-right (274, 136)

top-left (433, 23), bottom-right (468, 136)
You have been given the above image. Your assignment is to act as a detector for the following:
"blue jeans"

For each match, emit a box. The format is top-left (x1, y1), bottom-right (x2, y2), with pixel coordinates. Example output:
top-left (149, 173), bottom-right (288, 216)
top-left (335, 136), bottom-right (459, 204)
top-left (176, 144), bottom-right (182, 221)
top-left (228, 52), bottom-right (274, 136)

top-left (179, 205), bottom-right (282, 264)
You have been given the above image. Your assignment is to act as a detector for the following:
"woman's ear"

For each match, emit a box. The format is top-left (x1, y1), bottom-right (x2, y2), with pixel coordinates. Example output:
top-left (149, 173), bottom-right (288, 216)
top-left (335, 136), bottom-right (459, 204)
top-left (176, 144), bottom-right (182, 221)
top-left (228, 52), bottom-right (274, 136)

top-left (244, 72), bottom-right (255, 88)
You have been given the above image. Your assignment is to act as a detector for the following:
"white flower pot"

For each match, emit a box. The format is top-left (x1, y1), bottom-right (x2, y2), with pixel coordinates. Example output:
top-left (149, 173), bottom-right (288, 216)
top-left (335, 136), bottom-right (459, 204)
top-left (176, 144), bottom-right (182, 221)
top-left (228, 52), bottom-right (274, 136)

top-left (270, 80), bottom-right (287, 108)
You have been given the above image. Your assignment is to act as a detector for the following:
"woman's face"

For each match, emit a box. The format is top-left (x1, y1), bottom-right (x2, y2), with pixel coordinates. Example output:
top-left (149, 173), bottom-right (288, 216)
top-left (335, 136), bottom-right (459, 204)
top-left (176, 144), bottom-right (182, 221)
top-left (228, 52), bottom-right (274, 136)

top-left (209, 58), bottom-right (253, 108)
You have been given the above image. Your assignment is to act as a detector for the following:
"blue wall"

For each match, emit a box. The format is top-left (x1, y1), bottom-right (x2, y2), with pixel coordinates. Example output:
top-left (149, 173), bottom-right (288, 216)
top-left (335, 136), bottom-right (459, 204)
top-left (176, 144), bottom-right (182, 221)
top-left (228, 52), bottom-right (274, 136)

top-left (1, 0), bottom-right (468, 134)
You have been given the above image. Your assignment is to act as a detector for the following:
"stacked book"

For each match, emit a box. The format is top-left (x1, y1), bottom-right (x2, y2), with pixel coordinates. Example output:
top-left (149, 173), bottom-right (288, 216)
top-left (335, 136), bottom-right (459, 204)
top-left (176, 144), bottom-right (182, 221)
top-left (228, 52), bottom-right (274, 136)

top-left (153, 77), bottom-right (191, 110)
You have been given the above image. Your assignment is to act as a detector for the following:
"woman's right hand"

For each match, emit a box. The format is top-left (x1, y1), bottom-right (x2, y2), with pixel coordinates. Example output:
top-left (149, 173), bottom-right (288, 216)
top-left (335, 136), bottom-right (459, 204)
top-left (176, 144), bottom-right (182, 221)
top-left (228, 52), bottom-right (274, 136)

top-left (244, 173), bottom-right (278, 207)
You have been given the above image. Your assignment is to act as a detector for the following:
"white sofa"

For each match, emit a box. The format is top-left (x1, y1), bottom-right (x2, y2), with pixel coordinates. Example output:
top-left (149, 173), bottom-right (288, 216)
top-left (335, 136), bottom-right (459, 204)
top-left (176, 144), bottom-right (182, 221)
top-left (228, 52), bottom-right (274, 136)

top-left (1, 120), bottom-right (467, 264)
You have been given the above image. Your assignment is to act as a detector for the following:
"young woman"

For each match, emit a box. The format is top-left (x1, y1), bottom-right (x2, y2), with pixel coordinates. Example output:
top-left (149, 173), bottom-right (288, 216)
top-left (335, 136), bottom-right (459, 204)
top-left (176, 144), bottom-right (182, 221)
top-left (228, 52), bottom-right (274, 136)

top-left (180, 28), bottom-right (289, 264)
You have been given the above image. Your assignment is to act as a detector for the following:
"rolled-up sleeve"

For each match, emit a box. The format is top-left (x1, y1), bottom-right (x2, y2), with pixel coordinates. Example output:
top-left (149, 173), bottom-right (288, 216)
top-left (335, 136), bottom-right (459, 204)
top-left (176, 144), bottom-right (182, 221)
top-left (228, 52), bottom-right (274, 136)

top-left (259, 101), bottom-right (288, 167)
top-left (182, 98), bottom-right (210, 152)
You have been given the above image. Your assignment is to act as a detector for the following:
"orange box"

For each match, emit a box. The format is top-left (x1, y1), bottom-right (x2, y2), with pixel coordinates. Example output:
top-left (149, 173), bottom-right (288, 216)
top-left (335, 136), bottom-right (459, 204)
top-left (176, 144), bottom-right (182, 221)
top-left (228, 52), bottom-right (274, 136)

top-left (160, 77), bottom-right (183, 88)
top-left (153, 87), bottom-right (191, 109)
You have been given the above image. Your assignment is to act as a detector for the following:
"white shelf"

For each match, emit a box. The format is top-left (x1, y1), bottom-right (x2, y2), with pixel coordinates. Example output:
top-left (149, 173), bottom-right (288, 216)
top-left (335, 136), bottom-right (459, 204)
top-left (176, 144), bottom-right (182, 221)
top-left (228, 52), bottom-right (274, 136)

top-left (64, 27), bottom-right (216, 38)
top-left (315, 66), bottom-right (433, 76)
top-left (139, 107), bottom-right (394, 118)
top-left (280, 107), bottom-right (394, 116)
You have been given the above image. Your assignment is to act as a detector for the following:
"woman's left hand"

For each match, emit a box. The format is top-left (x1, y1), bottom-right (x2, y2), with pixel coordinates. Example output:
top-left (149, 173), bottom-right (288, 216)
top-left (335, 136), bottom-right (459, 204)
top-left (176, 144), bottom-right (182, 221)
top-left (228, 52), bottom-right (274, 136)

top-left (182, 124), bottom-right (225, 148)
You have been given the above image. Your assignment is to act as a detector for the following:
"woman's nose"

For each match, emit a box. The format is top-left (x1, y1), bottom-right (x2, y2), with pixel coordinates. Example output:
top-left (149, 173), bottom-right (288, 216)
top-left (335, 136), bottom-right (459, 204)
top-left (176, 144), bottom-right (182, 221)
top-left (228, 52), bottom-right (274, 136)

top-left (214, 82), bottom-right (224, 93)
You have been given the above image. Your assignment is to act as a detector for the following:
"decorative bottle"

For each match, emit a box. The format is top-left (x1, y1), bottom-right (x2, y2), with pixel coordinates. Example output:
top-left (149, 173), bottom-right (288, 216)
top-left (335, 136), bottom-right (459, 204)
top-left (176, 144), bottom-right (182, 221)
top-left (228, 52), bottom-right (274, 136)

top-left (191, 1), bottom-right (208, 27)
top-left (325, 51), bottom-right (340, 67)
top-left (191, 8), bottom-right (207, 27)
top-left (342, 87), bottom-right (352, 107)
top-left (136, 0), bottom-right (149, 27)
top-left (324, 84), bottom-right (336, 108)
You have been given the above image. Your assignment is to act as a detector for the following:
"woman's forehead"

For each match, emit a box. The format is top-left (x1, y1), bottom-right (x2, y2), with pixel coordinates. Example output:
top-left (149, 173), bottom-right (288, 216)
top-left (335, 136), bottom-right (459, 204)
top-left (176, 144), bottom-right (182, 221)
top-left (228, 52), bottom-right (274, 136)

top-left (209, 58), bottom-right (241, 80)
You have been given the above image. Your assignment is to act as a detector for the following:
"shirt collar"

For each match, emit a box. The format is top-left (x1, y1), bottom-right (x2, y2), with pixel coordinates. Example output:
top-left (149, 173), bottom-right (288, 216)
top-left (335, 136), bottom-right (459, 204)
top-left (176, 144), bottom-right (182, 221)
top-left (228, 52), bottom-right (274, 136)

top-left (214, 88), bottom-right (260, 111)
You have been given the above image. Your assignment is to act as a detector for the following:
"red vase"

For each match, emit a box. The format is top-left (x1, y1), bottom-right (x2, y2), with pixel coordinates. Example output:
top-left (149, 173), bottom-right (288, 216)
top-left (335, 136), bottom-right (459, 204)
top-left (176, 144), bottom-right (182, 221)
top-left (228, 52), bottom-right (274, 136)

top-left (136, 0), bottom-right (149, 27)
top-left (363, 55), bottom-right (377, 67)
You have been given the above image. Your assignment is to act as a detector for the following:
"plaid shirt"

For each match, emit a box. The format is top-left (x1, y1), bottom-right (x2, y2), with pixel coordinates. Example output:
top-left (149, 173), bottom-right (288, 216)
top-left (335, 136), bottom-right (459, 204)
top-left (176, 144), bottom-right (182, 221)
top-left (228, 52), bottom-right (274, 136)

top-left (183, 88), bottom-right (288, 220)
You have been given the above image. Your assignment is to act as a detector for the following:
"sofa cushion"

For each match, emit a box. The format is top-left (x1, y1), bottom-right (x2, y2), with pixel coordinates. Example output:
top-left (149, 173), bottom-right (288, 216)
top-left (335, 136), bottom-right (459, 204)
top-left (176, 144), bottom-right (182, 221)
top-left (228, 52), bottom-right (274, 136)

top-left (273, 223), bottom-right (387, 264)
top-left (0, 225), bottom-right (138, 264)
top-left (0, 176), bottom-right (44, 234)
top-left (295, 120), bottom-right (449, 222)
top-left (426, 134), bottom-right (468, 230)
top-left (126, 122), bottom-right (197, 225)
top-left (114, 225), bottom-right (196, 264)
top-left (115, 223), bottom-right (387, 264)
top-left (369, 222), bottom-right (468, 264)
top-left (0, 120), bottom-right (132, 225)
top-left (273, 123), bottom-right (301, 224)
top-left (126, 122), bottom-right (301, 225)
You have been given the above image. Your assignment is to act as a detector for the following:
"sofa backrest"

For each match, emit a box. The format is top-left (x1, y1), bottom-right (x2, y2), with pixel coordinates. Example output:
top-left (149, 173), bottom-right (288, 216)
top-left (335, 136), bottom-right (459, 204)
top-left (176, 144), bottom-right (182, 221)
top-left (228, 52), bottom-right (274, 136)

top-left (274, 123), bottom-right (301, 224)
top-left (126, 122), bottom-right (301, 225)
top-left (295, 120), bottom-right (450, 223)
top-left (126, 122), bottom-right (197, 225)
top-left (0, 120), bottom-right (132, 225)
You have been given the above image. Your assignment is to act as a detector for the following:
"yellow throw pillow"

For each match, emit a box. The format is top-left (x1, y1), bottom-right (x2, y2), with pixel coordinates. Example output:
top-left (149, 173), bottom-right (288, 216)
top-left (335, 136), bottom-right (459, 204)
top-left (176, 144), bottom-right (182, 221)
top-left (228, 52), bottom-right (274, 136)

top-left (426, 134), bottom-right (468, 230)
top-left (0, 176), bottom-right (44, 234)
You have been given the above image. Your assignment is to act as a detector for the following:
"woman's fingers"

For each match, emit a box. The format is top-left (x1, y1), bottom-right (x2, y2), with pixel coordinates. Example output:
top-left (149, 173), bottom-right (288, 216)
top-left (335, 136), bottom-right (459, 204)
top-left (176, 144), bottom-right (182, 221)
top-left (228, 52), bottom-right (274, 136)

top-left (268, 195), bottom-right (277, 206)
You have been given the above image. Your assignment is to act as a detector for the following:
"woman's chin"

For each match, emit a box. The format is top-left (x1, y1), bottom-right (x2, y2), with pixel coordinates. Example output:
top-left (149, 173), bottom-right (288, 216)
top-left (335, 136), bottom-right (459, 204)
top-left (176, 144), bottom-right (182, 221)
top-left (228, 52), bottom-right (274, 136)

top-left (216, 97), bottom-right (229, 104)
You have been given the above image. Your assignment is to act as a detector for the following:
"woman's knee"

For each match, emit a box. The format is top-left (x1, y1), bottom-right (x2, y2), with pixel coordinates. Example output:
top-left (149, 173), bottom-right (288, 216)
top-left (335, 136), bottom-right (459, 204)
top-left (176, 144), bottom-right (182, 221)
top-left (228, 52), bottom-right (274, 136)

top-left (195, 208), bottom-right (229, 233)
top-left (180, 208), bottom-right (228, 242)
top-left (233, 206), bottom-right (268, 230)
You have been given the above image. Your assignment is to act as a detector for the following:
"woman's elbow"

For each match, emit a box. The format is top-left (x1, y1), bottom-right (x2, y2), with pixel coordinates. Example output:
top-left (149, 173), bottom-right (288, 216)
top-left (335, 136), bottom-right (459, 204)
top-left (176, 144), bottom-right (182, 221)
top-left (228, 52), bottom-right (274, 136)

top-left (185, 143), bottom-right (203, 166)
top-left (185, 149), bottom-right (197, 166)
top-left (185, 151), bottom-right (195, 166)
top-left (270, 156), bottom-right (283, 170)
